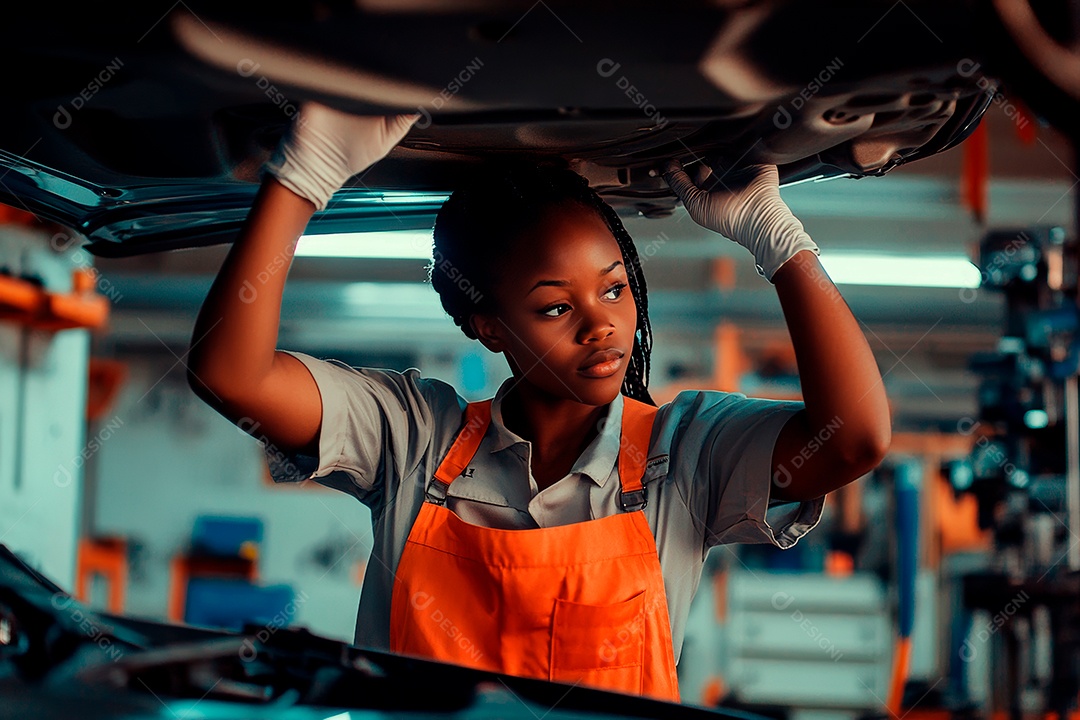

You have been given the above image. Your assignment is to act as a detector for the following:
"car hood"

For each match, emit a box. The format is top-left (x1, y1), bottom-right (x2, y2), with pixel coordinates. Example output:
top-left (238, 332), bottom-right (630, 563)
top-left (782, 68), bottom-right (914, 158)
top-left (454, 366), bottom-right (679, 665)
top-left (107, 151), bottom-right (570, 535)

top-left (0, 543), bottom-right (765, 719)
top-left (0, 1), bottom-right (997, 256)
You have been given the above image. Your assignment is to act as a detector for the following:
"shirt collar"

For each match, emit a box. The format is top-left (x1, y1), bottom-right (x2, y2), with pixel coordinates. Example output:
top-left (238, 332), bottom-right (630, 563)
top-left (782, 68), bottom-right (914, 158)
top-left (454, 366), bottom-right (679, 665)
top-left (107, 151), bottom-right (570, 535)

top-left (487, 377), bottom-right (624, 487)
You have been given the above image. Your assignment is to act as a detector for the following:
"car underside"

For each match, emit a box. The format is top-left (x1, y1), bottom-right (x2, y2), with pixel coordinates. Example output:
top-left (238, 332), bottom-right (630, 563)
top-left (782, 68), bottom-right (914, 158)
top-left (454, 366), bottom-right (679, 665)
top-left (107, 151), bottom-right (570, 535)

top-left (3, 1), bottom-right (1055, 256)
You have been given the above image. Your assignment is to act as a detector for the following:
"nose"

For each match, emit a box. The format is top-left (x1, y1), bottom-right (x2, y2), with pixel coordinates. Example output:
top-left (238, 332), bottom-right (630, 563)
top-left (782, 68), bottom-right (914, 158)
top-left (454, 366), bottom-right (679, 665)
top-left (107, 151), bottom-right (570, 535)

top-left (576, 302), bottom-right (615, 344)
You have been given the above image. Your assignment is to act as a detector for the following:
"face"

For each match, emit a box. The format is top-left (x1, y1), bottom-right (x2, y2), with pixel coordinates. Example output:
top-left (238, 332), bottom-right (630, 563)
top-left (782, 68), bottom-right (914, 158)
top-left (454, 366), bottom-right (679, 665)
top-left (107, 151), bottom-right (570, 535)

top-left (470, 201), bottom-right (638, 407)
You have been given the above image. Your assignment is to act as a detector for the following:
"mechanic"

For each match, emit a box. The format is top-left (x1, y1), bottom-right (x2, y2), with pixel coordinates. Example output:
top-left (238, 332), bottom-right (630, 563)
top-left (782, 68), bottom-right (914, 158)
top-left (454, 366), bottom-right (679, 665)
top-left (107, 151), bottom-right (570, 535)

top-left (187, 103), bottom-right (891, 702)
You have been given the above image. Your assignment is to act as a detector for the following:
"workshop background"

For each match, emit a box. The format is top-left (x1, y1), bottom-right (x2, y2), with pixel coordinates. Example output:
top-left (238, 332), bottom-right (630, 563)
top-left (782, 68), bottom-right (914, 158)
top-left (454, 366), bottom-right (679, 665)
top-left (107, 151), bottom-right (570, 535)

top-left (1, 96), bottom-right (1076, 717)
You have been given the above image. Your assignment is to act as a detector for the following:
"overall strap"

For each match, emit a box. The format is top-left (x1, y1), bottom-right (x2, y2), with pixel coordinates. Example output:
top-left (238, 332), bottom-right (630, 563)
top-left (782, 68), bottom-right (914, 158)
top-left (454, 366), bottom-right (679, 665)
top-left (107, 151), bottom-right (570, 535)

top-left (427, 400), bottom-right (492, 505)
top-left (428, 396), bottom-right (659, 510)
top-left (618, 397), bottom-right (660, 512)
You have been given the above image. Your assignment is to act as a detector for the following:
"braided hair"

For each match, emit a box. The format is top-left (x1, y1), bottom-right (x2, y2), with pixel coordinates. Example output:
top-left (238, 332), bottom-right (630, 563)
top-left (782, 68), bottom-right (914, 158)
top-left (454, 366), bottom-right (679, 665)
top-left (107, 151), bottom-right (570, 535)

top-left (429, 159), bottom-right (656, 406)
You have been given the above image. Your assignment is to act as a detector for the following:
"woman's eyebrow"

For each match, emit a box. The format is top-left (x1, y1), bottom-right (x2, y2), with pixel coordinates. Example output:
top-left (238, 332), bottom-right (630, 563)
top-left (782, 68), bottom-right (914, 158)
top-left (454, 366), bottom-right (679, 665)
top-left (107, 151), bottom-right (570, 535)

top-left (526, 261), bottom-right (624, 295)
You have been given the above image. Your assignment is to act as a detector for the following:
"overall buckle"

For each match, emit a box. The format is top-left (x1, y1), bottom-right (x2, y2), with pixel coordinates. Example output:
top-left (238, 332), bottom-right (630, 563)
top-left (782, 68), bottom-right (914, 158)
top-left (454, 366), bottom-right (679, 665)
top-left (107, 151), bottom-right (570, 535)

top-left (425, 478), bottom-right (450, 506)
top-left (619, 486), bottom-right (648, 512)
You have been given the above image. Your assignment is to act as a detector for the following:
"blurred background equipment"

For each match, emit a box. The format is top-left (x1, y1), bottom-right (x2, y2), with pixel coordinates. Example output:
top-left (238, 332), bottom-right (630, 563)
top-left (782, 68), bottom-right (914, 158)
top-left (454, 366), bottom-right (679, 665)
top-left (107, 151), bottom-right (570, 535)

top-left (168, 515), bottom-right (298, 632)
top-left (949, 224), bottom-right (1080, 719)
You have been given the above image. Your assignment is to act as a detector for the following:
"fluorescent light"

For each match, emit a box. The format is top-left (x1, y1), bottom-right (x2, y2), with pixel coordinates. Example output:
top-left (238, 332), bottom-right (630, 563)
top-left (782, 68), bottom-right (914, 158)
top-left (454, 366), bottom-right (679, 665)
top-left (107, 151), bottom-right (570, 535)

top-left (818, 252), bottom-right (981, 288)
top-left (296, 234), bottom-right (984, 290)
top-left (340, 282), bottom-right (446, 319)
top-left (295, 230), bottom-right (433, 259)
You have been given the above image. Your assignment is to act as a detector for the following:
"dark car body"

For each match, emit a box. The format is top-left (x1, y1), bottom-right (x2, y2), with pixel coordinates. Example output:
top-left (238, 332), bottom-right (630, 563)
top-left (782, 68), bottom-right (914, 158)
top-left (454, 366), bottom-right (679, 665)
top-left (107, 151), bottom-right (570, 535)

top-left (0, 1), bottom-right (1021, 257)
top-left (0, 544), bottom-right (765, 719)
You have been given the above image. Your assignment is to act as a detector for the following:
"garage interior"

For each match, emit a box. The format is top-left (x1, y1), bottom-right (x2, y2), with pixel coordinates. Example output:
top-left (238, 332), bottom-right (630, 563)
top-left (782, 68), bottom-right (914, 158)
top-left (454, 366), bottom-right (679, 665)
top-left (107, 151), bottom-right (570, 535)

top-left (1, 3), bottom-right (1080, 719)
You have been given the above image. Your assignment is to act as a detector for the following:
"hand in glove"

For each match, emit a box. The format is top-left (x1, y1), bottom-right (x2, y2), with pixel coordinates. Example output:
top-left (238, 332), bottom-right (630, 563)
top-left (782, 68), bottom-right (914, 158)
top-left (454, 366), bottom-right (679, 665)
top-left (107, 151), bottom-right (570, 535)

top-left (266, 102), bottom-right (420, 211)
top-left (661, 160), bottom-right (819, 282)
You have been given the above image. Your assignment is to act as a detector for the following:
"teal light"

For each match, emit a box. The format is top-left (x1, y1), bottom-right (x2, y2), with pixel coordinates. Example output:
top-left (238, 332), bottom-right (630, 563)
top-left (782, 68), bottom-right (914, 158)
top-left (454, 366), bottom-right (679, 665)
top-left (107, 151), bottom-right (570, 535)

top-left (819, 252), bottom-right (982, 288)
top-left (1023, 409), bottom-right (1049, 429)
top-left (296, 230), bottom-right (433, 259)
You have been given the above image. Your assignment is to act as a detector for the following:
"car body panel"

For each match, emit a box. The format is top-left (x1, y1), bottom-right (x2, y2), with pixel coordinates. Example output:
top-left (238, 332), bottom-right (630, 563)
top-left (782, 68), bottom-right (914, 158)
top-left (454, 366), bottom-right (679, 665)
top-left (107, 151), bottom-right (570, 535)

top-left (0, 1), bottom-right (997, 255)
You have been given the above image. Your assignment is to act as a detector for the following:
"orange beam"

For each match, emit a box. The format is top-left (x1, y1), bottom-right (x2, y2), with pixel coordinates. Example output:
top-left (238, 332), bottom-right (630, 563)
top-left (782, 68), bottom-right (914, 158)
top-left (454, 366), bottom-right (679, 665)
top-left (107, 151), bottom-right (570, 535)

top-left (0, 269), bottom-right (109, 331)
top-left (75, 538), bottom-right (128, 614)
top-left (713, 322), bottom-right (746, 393)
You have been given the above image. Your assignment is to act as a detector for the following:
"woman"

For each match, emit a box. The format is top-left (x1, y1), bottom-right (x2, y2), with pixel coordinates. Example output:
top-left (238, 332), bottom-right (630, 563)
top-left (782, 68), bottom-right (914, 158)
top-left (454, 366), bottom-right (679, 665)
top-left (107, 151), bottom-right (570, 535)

top-left (187, 103), bottom-right (891, 702)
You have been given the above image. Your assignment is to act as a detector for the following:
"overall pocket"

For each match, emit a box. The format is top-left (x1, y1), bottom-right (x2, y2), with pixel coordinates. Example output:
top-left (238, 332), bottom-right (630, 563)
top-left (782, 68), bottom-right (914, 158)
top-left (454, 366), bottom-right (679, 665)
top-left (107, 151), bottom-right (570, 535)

top-left (549, 590), bottom-right (646, 694)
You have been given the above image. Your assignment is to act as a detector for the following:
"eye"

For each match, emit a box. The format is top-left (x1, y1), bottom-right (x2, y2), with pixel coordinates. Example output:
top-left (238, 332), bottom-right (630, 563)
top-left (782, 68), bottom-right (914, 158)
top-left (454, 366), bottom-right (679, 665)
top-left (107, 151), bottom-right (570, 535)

top-left (539, 282), bottom-right (626, 317)
top-left (540, 303), bottom-right (571, 318)
top-left (603, 282), bottom-right (628, 300)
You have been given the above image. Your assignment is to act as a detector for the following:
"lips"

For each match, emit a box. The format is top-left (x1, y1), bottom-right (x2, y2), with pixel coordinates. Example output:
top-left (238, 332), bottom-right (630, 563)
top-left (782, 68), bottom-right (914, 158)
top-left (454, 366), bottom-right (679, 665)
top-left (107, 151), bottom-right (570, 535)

top-left (574, 347), bottom-right (626, 371)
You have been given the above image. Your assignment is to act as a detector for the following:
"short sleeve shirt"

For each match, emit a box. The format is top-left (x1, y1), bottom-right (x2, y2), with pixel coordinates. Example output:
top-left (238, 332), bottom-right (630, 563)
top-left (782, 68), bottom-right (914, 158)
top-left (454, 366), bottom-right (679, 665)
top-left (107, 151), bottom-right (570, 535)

top-left (268, 351), bottom-right (826, 665)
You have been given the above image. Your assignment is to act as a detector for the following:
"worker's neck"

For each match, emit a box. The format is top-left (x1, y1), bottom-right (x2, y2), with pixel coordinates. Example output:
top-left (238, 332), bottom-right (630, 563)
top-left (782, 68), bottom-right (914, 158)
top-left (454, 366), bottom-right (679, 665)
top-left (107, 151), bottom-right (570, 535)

top-left (500, 384), bottom-right (608, 463)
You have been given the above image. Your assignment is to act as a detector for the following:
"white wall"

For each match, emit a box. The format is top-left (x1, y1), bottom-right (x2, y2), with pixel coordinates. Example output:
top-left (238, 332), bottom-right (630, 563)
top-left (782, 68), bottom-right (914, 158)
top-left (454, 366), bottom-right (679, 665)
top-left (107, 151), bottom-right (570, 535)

top-left (0, 226), bottom-right (89, 588)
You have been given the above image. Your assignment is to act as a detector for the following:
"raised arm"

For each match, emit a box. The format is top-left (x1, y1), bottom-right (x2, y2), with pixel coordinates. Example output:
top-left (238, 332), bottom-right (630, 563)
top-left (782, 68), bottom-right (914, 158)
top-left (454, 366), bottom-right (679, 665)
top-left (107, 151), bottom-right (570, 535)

top-left (769, 248), bottom-right (891, 500)
top-left (187, 104), bottom-right (419, 455)
top-left (661, 161), bottom-right (891, 502)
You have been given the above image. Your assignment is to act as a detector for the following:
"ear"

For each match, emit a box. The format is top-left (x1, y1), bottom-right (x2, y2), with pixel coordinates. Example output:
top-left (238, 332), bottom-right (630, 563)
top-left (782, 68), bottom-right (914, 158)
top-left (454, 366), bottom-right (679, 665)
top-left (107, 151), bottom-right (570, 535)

top-left (470, 313), bottom-right (507, 353)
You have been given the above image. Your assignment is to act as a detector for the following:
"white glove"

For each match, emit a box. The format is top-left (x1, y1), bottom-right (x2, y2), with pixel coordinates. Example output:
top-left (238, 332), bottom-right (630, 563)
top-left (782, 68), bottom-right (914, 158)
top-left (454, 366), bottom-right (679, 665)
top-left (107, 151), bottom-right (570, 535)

top-left (265, 102), bottom-right (420, 211)
top-left (661, 161), bottom-right (819, 282)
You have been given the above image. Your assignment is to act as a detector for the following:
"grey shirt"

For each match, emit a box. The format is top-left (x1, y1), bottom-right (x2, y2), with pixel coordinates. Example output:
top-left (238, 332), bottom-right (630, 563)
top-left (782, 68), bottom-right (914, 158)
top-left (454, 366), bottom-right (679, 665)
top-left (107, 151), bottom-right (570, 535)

top-left (268, 351), bottom-right (826, 664)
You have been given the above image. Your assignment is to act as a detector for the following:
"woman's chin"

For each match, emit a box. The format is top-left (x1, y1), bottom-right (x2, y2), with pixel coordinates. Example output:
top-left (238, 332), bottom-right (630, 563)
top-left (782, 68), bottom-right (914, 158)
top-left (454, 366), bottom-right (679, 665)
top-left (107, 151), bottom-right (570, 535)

top-left (567, 374), bottom-right (627, 406)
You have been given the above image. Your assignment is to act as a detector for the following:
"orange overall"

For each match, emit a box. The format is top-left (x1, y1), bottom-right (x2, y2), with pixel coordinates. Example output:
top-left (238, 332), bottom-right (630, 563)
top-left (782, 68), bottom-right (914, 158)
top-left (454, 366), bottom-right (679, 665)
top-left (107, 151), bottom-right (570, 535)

top-left (389, 396), bottom-right (680, 702)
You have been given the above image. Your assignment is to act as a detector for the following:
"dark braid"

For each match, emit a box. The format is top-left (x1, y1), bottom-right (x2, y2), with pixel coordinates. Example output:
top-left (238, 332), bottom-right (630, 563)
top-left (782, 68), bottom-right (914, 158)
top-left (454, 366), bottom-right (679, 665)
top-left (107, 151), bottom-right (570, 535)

top-left (429, 159), bottom-right (656, 406)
